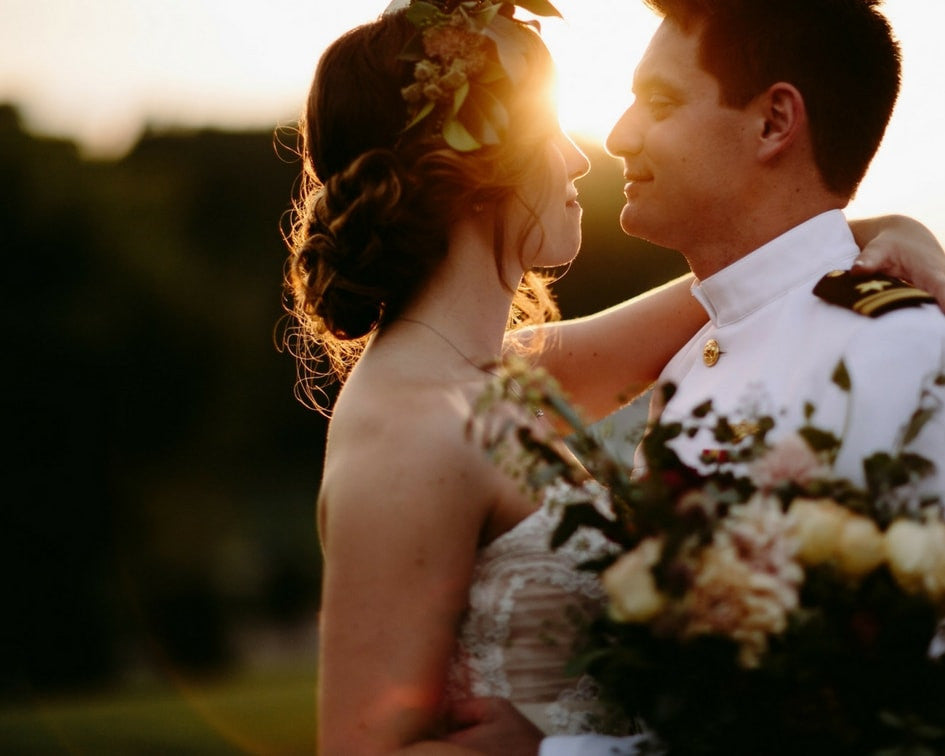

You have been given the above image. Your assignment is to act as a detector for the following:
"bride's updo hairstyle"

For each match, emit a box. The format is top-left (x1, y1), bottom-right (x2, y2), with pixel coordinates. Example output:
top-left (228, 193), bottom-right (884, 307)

top-left (284, 0), bottom-right (564, 403)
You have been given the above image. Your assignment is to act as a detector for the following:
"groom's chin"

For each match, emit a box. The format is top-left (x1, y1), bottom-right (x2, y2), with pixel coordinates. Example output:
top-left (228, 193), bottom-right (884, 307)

top-left (618, 205), bottom-right (649, 241)
top-left (618, 208), bottom-right (674, 250)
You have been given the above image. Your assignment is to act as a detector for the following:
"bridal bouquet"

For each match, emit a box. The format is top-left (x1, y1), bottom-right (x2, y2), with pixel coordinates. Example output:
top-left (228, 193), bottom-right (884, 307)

top-left (477, 359), bottom-right (945, 755)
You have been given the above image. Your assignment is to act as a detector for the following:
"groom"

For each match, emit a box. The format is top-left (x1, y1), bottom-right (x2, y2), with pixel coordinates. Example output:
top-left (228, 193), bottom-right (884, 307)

top-left (611, 0), bottom-right (945, 498)
top-left (447, 0), bottom-right (945, 753)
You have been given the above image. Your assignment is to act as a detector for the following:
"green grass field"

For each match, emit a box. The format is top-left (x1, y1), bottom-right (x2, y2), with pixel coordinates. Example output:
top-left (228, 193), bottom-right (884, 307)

top-left (0, 666), bottom-right (317, 755)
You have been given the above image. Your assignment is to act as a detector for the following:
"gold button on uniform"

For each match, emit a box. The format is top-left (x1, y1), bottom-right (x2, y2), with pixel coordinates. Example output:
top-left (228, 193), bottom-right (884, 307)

top-left (703, 338), bottom-right (721, 366)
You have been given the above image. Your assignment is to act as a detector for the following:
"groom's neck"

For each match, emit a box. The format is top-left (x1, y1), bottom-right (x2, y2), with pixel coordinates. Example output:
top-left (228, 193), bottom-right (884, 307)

top-left (683, 191), bottom-right (848, 281)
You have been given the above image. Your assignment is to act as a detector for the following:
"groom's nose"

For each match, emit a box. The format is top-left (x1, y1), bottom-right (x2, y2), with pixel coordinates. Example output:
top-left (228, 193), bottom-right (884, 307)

top-left (605, 102), bottom-right (643, 158)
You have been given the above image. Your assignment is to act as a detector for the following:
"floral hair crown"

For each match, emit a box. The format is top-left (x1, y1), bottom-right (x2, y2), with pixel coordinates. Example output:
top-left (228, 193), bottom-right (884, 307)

top-left (388, 0), bottom-right (561, 151)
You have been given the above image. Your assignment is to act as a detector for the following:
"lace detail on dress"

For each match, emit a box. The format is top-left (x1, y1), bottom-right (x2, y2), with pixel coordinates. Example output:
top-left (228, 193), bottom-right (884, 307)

top-left (446, 480), bottom-right (626, 735)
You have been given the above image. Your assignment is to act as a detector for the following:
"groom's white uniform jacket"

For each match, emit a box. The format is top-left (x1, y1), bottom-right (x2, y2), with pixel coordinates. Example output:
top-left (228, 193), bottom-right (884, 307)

top-left (649, 209), bottom-right (945, 498)
top-left (541, 209), bottom-right (945, 756)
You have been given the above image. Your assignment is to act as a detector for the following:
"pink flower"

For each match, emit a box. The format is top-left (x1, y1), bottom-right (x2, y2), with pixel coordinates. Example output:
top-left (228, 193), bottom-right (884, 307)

top-left (422, 26), bottom-right (489, 75)
top-left (682, 495), bottom-right (803, 667)
top-left (750, 433), bottom-right (829, 491)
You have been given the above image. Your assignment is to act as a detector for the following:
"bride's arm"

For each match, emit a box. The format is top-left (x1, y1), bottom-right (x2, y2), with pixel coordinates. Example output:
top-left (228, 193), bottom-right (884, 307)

top-left (510, 214), bottom-right (945, 424)
top-left (316, 411), bottom-right (491, 755)
top-left (508, 274), bottom-right (704, 424)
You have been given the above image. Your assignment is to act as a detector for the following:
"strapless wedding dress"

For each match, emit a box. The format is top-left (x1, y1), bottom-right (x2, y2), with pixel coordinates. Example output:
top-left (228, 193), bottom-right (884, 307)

top-left (446, 481), bottom-right (628, 735)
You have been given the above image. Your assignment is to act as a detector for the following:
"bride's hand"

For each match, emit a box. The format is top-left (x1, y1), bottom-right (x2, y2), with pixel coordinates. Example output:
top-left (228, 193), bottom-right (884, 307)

top-left (850, 214), bottom-right (945, 312)
top-left (444, 697), bottom-right (543, 755)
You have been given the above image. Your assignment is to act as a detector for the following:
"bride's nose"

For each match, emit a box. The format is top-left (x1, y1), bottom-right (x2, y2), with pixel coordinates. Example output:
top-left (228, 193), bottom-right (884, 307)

top-left (564, 135), bottom-right (590, 180)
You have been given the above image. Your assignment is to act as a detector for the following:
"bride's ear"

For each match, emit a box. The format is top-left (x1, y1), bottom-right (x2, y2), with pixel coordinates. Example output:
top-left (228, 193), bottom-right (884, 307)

top-left (756, 82), bottom-right (806, 163)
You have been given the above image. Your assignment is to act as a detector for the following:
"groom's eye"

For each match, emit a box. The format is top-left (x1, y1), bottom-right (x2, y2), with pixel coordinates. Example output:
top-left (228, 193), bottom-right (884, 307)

top-left (647, 94), bottom-right (675, 117)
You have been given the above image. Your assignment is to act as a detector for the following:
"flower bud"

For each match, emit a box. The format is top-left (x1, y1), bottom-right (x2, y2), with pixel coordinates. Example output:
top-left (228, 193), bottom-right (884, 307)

top-left (401, 83), bottom-right (424, 104)
top-left (414, 59), bottom-right (439, 82)
top-left (439, 68), bottom-right (468, 91)
top-left (422, 83), bottom-right (445, 101)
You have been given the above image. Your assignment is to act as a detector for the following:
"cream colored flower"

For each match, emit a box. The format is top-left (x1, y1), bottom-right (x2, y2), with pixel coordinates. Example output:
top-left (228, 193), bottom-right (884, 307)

top-left (603, 538), bottom-right (667, 624)
top-left (922, 520), bottom-right (945, 602)
top-left (750, 433), bottom-right (829, 491)
top-left (835, 515), bottom-right (886, 578)
top-left (787, 498), bottom-right (851, 566)
top-left (886, 518), bottom-right (945, 602)
top-left (886, 519), bottom-right (927, 593)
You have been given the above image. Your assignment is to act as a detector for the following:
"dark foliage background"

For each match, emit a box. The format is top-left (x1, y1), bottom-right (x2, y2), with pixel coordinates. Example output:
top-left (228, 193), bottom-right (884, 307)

top-left (0, 103), bottom-right (687, 697)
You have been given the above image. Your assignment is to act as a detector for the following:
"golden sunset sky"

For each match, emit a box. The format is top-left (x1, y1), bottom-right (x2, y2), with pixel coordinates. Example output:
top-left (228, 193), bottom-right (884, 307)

top-left (2, 0), bottom-right (942, 237)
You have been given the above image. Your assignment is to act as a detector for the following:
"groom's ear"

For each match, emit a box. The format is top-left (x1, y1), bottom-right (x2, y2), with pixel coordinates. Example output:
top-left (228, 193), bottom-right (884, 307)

top-left (755, 82), bottom-right (806, 162)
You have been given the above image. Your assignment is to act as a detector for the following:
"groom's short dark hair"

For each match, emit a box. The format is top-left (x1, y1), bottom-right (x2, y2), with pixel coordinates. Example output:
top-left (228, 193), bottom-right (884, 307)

top-left (643, 0), bottom-right (901, 197)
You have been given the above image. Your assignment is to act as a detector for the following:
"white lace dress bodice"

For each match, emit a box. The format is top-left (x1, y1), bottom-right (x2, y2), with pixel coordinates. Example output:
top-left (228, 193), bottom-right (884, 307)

top-left (446, 482), bottom-right (622, 735)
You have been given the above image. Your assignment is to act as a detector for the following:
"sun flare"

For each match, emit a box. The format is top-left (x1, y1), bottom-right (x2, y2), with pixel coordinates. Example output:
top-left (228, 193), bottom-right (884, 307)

top-left (538, 2), bottom-right (659, 146)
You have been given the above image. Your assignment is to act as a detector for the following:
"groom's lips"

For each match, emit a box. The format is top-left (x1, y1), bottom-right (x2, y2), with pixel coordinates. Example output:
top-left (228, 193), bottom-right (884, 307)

top-left (622, 173), bottom-right (652, 197)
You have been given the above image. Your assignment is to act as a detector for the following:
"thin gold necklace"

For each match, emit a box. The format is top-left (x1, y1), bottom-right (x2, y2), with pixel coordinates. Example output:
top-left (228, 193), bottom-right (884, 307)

top-left (398, 317), bottom-right (543, 417)
top-left (398, 317), bottom-right (498, 375)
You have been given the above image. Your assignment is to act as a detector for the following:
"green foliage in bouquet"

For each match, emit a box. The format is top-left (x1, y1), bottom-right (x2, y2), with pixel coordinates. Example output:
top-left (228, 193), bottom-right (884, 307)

top-left (478, 359), bottom-right (945, 755)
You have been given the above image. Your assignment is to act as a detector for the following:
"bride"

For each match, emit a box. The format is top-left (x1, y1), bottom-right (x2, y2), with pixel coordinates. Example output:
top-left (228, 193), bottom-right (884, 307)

top-left (282, 1), bottom-right (945, 752)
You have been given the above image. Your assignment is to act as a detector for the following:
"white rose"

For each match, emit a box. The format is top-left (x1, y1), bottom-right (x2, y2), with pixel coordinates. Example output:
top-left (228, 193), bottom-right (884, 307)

top-left (603, 538), bottom-right (667, 623)
top-left (835, 515), bottom-right (886, 577)
top-left (787, 498), bottom-right (850, 566)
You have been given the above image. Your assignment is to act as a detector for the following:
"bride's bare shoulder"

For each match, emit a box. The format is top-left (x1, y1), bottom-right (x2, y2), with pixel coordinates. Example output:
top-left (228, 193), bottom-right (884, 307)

top-left (317, 369), bottom-right (503, 546)
top-left (325, 362), bottom-right (495, 483)
top-left (332, 366), bottom-right (474, 441)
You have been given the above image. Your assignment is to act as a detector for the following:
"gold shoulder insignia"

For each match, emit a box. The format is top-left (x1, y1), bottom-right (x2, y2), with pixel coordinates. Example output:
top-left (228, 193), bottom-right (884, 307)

top-left (813, 269), bottom-right (935, 318)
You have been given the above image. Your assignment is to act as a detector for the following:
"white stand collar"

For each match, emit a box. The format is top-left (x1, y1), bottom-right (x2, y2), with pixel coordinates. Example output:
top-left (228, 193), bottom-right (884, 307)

top-left (692, 210), bottom-right (859, 326)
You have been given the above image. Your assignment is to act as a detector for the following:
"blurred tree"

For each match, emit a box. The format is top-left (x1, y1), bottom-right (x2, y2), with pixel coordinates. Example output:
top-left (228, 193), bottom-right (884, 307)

top-left (2, 106), bottom-right (119, 692)
top-left (1, 107), bottom-right (324, 695)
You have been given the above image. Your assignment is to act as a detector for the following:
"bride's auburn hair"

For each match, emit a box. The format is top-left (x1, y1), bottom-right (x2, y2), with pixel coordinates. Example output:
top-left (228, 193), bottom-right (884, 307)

top-left (283, 8), bottom-right (562, 403)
